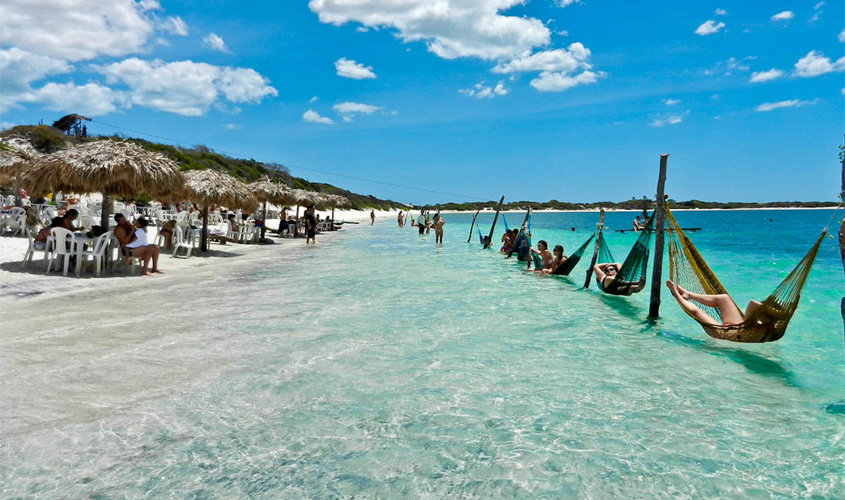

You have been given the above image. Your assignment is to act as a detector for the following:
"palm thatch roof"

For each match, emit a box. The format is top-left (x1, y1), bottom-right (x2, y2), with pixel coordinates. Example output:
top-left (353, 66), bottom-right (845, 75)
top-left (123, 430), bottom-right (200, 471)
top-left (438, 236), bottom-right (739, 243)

top-left (181, 169), bottom-right (258, 211)
top-left (327, 194), bottom-right (351, 208)
top-left (248, 175), bottom-right (297, 206)
top-left (0, 148), bottom-right (37, 186)
top-left (17, 140), bottom-right (182, 197)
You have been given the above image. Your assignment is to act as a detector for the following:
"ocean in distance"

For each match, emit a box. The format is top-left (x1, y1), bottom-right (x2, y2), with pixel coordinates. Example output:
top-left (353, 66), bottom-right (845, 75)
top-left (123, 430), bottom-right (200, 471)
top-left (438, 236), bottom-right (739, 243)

top-left (1, 209), bottom-right (843, 499)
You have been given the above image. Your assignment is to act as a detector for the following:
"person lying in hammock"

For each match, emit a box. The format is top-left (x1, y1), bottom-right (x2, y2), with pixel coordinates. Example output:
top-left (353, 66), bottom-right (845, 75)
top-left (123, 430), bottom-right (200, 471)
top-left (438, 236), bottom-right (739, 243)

top-left (530, 240), bottom-right (555, 271)
top-left (593, 262), bottom-right (646, 293)
top-left (500, 230), bottom-right (514, 253)
top-left (665, 280), bottom-right (764, 326)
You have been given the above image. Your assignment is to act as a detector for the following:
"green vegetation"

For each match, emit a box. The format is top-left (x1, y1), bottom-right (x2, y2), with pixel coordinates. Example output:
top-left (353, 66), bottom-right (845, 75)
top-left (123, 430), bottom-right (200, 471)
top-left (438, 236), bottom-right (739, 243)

top-left (1, 122), bottom-right (839, 211)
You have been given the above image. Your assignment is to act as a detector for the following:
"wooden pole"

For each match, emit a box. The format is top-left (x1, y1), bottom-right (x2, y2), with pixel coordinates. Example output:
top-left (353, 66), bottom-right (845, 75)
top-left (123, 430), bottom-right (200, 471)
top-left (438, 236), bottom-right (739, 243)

top-left (648, 154), bottom-right (669, 318)
top-left (506, 208), bottom-right (532, 259)
top-left (483, 196), bottom-right (505, 249)
top-left (839, 136), bottom-right (844, 341)
top-left (201, 205), bottom-right (209, 252)
top-left (584, 208), bottom-right (605, 288)
top-left (467, 208), bottom-right (480, 243)
top-left (260, 200), bottom-right (268, 240)
top-left (100, 191), bottom-right (110, 229)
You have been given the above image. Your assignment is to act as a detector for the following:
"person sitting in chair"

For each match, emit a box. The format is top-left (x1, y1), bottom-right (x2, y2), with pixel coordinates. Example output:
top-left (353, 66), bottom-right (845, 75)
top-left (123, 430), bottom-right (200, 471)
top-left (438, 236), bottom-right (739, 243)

top-left (125, 217), bottom-right (163, 276)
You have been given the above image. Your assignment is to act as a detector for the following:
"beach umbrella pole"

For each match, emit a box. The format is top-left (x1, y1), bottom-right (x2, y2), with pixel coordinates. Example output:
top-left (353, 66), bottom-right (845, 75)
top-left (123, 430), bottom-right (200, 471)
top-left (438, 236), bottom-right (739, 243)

top-left (201, 206), bottom-right (209, 252)
top-left (100, 191), bottom-right (110, 229)
top-left (648, 154), bottom-right (669, 319)
top-left (331, 207), bottom-right (335, 230)
top-left (261, 200), bottom-right (267, 240)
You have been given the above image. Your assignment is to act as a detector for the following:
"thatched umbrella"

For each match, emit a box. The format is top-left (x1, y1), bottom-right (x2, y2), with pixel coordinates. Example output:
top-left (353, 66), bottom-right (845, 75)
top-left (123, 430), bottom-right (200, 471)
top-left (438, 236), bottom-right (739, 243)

top-left (248, 175), bottom-right (297, 240)
top-left (327, 194), bottom-right (351, 230)
top-left (0, 149), bottom-right (37, 201)
top-left (181, 169), bottom-right (258, 251)
top-left (18, 140), bottom-right (183, 227)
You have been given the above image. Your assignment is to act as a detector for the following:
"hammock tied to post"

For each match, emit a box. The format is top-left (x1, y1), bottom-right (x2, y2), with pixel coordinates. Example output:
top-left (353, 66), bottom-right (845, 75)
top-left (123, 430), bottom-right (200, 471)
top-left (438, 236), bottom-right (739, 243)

top-left (595, 215), bottom-right (655, 295)
top-left (665, 206), bottom-right (826, 343)
top-left (552, 234), bottom-right (595, 276)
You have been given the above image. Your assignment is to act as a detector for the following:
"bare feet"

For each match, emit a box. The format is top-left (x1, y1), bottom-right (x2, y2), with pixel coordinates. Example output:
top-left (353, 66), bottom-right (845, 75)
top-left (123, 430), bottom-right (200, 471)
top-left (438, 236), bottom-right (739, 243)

top-left (142, 271), bottom-right (152, 276)
top-left (665, 280), bottom-right (681, 299)
top-left (153, 269), bottom-right (164, 274)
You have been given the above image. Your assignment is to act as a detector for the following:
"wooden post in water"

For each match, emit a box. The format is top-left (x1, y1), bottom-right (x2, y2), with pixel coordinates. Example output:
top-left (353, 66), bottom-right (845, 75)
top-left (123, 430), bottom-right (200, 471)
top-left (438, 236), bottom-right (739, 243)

top-left (506, 208), bottom-right (532, 259)
top-left (467, 208), bottom-right (481, 243)
top-left (839, 136), bottom-right (845, 341)
top-left (648, 154), bottom-right (669, 318)
top-left (483, 196), bottom-right (505, 249)
top-left (584, 208), bottom-right (605, 288)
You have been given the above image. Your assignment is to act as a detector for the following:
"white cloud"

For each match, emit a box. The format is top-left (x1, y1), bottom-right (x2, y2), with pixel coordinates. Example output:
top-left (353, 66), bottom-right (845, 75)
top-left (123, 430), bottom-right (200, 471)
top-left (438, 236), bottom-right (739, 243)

top-left (695, 20), bottom-right (725, 36)
top-left (650, 111), bottom-right (688, 127)
top-left (714, 8), bottom-right (727, 16)
top-left (203, 33), bottom-right (230, 53)
top-left (663, 98), bottom-right (680, 106)
top-left (222, 123), bottom-right (242, 130)
top-left (160, 16), bottom-right (188, 36)
top-left (96, 58), bottom-right (277, 116)
top-left (755, 99), bottom-right (817, 112)
top-left (771, 11), bottom-right (794, 21)
top-left (0, 0), bottom-right (155, 62)
top-left (335, 57), bottom-right (376, 79)
top-left (749, 68), bottom-right (784, 82)
top-left (459, 81), bottom-right (509, 99)
top-left (493, 43), bottom-right (591, 73)
top-left (793, 50), bottom-right (845, 77)
top-left (492, 42), bottom-right (600, 92)
top-left (554, 0), bottom-right (580, 6)
top-left (0, 48), bottom-right (72, 112)
top-left (333, 102), bottom-right (381, 114)
top-left (310, 96), bottom-right (319, 103)
top-left (27, 82), bottom-right (127, 116)
top-left (702, 56), bottom-right (754, 76)
top-left (814, 2), bottom-right (825, 9)
top-left (838, 29), bottom-right (845, 43)
top-left (311, 0), bottom-right (551, 62)
top-left (530, 70), bottom-right (602, 92)
top-left (333, 101), bottom-right (382, 121)
top-left (303, 109), bottom-right (333, 124)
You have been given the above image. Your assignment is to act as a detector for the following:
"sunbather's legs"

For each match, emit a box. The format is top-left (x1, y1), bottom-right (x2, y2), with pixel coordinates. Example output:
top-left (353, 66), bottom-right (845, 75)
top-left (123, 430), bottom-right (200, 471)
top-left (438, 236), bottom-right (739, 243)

top-left (672, 282), bottom-right (744, 324)
top-left (666, 281), bottom-right (721, 325)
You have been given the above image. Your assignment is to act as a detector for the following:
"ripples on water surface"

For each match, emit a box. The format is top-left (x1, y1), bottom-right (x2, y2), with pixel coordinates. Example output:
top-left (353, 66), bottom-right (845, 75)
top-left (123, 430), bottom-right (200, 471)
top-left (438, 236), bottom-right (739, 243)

top-left (1, 210), bottom-right (843, 498)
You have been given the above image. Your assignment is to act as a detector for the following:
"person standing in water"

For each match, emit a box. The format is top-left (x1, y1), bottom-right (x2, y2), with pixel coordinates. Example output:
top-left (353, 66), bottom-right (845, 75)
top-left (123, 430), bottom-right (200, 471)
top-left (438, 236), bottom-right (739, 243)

top-left (416, 211), bottom-right (426, 235)
top-left (432, 214), bottom-right (446, 244)
top-left (397, 211), bottom-right (404, 228)
top-left (304, 206), bottom-right (317, 244)
top-left (370, 210), bottom-right (375, 225)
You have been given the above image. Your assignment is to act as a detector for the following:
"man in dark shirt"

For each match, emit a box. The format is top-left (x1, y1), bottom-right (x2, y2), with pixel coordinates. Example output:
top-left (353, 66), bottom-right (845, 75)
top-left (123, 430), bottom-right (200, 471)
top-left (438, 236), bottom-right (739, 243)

top-left (304, 205), bottom-right (317, 244)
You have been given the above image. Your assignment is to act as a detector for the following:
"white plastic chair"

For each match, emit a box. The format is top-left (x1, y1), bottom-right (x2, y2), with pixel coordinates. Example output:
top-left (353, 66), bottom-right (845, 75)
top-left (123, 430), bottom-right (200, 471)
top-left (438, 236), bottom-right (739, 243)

top-left (23, 228), bottom-right (53, 270)
top-left (79, 231), bottom-right (113, 276)
top-left (46, 227), bottom-right (75, 276)
top-left (171, 226), bottom-right (193, 258)
top-left (77, 215), bottom-right (94, 232)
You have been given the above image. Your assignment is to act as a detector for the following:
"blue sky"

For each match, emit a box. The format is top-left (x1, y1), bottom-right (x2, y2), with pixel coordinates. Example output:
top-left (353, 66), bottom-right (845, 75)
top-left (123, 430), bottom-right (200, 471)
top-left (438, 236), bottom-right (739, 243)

top-left (1, 1), bottom-right (843, 204)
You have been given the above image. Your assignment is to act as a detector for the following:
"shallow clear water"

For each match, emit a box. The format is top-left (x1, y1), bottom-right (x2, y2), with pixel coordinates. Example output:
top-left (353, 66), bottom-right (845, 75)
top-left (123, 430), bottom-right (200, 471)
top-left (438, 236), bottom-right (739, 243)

top-left (1, 210), bottom-right (843, 499)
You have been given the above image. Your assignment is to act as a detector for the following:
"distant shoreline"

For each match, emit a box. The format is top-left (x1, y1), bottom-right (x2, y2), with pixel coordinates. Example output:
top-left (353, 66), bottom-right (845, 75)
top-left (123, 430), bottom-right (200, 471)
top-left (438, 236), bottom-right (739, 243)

top-left (437, 207), bottom-right (838, 214)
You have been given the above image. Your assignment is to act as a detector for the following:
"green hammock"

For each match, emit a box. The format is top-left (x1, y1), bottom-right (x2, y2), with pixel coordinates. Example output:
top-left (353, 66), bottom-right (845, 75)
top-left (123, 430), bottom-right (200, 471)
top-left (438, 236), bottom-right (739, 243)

top-left (595, 215), bottom-right (655, 295)
top-left (665, 207), bottom-right (825, 343)
top-left (551, 234), bottom-right (595, 276)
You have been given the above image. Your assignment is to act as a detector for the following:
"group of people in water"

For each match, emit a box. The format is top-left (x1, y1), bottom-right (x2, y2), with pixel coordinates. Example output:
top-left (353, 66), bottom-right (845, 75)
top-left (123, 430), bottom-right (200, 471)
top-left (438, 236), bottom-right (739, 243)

top-left (499, 228), bottom-right (569, 275)
top-left (397, 210), bottom-right (446, 244)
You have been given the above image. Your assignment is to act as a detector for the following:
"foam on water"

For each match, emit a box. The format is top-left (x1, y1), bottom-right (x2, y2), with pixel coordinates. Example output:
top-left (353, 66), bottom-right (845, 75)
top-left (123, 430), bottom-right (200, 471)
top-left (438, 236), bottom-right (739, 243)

top-left (1, 210), bottom-right (843, 498)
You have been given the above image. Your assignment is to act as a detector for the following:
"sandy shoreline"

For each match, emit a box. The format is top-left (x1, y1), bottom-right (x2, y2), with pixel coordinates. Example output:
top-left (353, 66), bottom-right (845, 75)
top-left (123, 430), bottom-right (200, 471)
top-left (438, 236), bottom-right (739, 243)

top-left (0, 209), bottom-right (391, 304)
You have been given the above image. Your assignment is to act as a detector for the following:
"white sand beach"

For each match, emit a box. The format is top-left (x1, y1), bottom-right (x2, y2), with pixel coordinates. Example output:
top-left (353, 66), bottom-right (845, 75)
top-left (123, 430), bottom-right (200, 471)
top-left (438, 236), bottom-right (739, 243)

top-left (0, 209), bottom-right (396, 302)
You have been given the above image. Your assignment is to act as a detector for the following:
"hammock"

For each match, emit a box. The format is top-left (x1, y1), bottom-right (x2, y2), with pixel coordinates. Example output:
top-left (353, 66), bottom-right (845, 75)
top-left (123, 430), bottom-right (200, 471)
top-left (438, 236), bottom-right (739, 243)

top-left (502, 214), bottom-right (510, 232)
top-left (552, 234), bottom-right (595, 276)
top-left (665, 207), bottom-right (826, 343)
top-left (478, 228), bottom-right (484, 245)
top-left (595, 215), bottom-right (655, 295)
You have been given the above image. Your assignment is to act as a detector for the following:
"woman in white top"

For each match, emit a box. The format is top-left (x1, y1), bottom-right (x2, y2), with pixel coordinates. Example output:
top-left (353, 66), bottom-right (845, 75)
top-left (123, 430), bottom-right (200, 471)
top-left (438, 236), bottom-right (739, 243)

top-left (126, 217), bottom-right (163, 276)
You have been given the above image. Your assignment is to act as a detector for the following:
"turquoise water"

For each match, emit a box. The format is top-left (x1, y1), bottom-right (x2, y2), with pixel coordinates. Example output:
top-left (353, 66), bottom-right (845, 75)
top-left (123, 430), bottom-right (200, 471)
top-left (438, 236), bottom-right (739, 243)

top-left (1, 209), bottom-right (843, 499)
